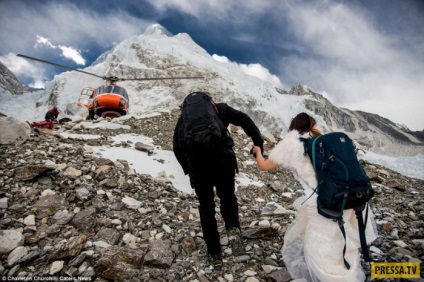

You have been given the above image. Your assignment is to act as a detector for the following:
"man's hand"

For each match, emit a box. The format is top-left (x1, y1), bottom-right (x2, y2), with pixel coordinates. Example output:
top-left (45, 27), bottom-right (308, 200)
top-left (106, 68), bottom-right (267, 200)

top-left (252, 146), bottom-right (262, 158)
top-left (249, 148), bottom-right (256, 158)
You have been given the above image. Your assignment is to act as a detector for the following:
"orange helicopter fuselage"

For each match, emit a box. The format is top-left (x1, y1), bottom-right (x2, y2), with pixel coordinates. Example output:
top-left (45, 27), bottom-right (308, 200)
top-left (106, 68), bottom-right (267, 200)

top-left (78, 85), bottom-right (129, 118)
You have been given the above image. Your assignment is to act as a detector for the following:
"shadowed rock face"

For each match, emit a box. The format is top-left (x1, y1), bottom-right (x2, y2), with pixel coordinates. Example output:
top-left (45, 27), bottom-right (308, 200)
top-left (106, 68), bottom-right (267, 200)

top-left (284, 84), bottom-right (424, 148)
top-left (0, 61), bottom-right (30, 95)
top-left (303, 98), bottom-right (357, 132)
top-left (354, 110), bottom-right (424, 143)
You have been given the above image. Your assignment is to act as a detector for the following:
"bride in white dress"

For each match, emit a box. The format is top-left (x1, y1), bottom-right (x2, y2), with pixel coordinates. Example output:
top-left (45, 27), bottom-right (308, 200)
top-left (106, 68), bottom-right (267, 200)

top-left (252, 112), bottom-right (377, 282)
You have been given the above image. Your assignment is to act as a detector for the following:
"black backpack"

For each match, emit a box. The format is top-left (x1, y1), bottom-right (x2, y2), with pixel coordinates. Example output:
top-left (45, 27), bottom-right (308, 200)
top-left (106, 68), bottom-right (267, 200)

top-left (301, 132), bottom-right (375, 268)
top-left (181, 92), bottom-right (227, 150)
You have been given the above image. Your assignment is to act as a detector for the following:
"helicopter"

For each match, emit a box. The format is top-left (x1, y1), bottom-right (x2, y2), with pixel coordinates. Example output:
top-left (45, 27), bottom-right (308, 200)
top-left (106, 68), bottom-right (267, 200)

top-left (17, 54), bottom-right (203, 119)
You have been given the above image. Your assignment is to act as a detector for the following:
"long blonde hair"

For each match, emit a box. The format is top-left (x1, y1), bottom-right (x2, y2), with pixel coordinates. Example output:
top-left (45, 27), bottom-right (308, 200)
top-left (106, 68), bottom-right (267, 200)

top-left (288, 112), bottom-right (322, 137)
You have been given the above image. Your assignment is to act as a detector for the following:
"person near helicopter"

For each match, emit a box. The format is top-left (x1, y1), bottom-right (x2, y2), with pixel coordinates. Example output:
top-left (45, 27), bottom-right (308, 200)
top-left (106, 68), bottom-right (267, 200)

top-left (45, 107), bottom-right (59, 122)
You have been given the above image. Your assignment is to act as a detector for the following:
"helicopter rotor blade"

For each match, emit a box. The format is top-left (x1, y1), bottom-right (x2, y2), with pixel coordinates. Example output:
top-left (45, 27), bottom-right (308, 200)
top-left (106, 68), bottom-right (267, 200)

top-left (17, 54), bottom-right (203, 82)
top-left (120, 76), bottom-right (204, 81)
top-left (16, 54), bottom-right (105, 79)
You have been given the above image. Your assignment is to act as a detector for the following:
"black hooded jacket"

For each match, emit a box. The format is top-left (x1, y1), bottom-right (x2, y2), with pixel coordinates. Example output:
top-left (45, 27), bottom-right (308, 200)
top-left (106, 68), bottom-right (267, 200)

top-left (173, 103), bottom-right (264, 174)
top-left (45, 108), bottom-right (59, 121)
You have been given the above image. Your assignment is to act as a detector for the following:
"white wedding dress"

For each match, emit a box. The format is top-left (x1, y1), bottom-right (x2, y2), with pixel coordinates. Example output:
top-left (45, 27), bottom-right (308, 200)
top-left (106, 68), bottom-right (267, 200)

top-left (268, 130), bottom-right (378, 282)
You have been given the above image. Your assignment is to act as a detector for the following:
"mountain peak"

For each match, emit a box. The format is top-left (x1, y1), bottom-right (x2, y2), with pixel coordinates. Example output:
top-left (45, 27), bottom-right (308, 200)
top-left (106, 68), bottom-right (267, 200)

top-left (143, 24), bottom-right (172, 37)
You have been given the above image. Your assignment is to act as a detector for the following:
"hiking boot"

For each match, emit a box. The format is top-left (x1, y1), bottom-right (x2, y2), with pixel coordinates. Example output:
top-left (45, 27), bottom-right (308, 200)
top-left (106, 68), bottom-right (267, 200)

top-left (208, 253), bottom-right (223, 269)
top-left (227, 227), bottom-right (245, 256)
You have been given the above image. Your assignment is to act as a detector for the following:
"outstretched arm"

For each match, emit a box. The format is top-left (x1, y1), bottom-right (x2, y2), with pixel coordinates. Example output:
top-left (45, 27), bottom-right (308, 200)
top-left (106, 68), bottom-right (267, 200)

top-left (220, 104), bottom-right (264, 152)
top-left (252, 146), bottom-right (279, 171)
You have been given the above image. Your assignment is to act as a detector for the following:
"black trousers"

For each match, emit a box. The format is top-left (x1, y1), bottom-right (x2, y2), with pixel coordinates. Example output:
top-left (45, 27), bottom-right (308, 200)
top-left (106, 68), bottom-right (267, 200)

top-left (188, 151), bottom-right (240, 255)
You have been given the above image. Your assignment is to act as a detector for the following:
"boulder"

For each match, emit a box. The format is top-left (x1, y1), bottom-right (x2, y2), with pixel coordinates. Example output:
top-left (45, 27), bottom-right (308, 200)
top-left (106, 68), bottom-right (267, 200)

top-left (0, 116), bottom-right (31, 145)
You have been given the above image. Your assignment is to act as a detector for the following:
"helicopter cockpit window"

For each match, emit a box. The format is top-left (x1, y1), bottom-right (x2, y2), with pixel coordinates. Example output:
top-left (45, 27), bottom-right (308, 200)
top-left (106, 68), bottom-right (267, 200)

top-left (114, 86), bottom-right (129, 100)
top-left (97, 86), bottom-right (113, 94)
top-left (81, 88), bottom-right (93, 96)
top-left (78, 87), bottom-right (95, 107)
top-left (97, 85), bottom-right (128, 100)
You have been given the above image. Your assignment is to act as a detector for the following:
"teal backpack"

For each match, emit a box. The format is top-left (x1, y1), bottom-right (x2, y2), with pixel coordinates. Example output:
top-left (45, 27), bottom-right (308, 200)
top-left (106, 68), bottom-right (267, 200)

top-left (301, 132), bottom-right (375, 269)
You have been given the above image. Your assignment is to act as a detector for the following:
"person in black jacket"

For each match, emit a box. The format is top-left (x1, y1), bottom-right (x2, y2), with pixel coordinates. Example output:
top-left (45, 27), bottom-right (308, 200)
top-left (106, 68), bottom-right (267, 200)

top-left (173, 92), bottom-right (264, 268)
top-left (45, 107), bottom-right (59, 121)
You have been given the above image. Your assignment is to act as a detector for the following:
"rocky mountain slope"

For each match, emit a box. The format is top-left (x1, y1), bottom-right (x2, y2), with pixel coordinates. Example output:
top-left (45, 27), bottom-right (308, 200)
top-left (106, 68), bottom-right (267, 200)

top-left (279, 85), bottom-right (424, 156)
top-left (1, 112), bottom-right (423, 281)
top-left (0, 61), bottom-right (30, 95)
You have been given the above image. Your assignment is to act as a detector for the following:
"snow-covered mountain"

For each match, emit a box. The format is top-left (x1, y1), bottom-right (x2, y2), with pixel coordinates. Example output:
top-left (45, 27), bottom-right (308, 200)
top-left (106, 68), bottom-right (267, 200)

top-left (0, 24), bottom-right (423, 179)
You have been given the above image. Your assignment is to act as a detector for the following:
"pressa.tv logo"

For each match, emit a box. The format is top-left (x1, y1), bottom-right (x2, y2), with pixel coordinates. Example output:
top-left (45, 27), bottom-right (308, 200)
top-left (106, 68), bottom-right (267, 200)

top-left (371, 262), bottom-right (421, 279)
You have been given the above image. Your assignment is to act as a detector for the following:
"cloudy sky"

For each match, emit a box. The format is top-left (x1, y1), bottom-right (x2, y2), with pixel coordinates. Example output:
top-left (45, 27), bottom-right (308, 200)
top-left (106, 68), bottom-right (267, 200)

top-left (0, 0), bottom-right (423, 131)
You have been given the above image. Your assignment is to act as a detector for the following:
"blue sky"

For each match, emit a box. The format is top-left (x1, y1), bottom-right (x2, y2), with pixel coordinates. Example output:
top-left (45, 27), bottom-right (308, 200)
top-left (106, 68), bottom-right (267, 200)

top-left (0, 0), bottom-right (423, 131)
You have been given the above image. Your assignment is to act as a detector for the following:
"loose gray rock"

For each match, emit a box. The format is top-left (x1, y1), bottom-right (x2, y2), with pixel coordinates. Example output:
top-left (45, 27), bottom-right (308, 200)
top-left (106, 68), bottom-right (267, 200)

top-left (0, 110), bottom-right (422, 281)
top-left (0, 116), bottom-right (31, 145)
top-left (0, 229), bottom-right (24, 254)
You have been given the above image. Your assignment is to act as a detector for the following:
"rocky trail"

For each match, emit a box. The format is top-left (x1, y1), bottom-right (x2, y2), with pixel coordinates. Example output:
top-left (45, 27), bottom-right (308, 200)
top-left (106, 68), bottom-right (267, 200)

top-left (0, 111), bottom-right (423, 281)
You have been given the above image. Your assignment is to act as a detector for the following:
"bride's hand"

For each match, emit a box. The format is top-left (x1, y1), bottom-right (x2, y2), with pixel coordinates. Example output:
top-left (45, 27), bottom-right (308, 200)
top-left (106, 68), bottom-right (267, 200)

top-left (252, 146), bottom-right (262, 157)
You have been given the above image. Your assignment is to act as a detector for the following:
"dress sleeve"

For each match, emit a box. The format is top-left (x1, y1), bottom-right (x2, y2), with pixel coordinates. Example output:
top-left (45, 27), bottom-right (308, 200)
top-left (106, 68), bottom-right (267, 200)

top-left (268, 131), bottom-right (304, 168)
top-left (268, 131), bottom-right (317, 188)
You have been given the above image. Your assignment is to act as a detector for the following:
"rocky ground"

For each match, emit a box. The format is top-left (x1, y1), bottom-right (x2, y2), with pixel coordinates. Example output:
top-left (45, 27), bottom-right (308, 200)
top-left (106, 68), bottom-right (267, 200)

top-left (0, 110), bottom-right (423, 282)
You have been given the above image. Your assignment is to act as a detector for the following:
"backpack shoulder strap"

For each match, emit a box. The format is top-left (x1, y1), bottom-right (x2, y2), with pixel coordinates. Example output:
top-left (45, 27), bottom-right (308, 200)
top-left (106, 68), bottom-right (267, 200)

top-left (299, 135), bottom-right (321, 170)
top-left (332, 204), bottom-right (371, 270)
top-left (299, 137), bottom-right (309, 156)
top-left (355, 204), bottom-right (371, 262)
top-left (209, 98), bottom-right (219, 114)
top-left (309, 136), bottom-right (322, 170)
top-left (299, 136), bottom-right (308, 144)
top-left (298, 136), bottom-right (320, 206)
top-left (336, 219), bottom-right (351, 270)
